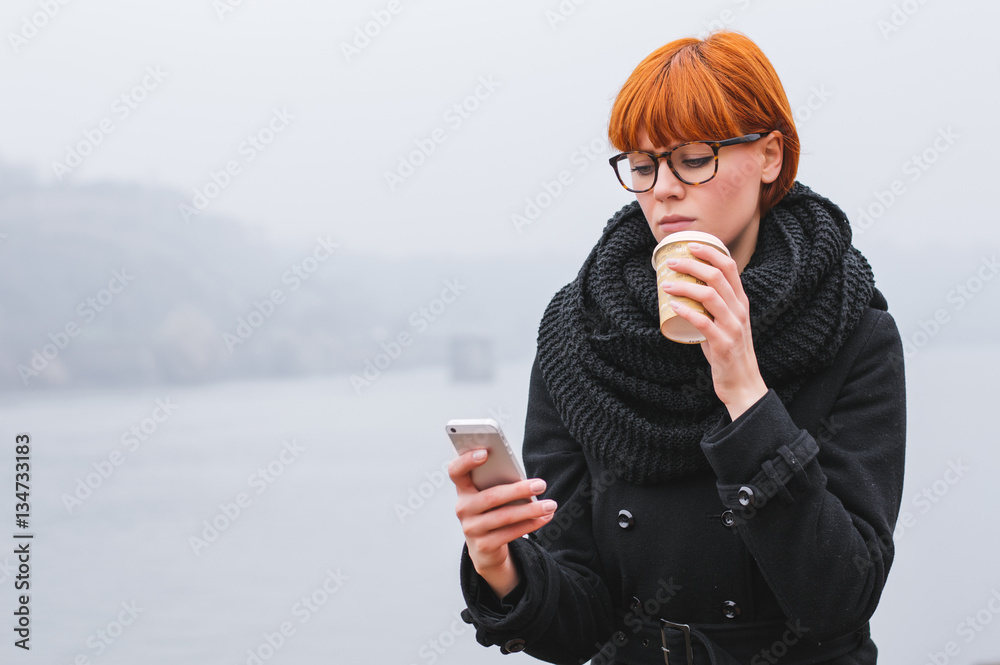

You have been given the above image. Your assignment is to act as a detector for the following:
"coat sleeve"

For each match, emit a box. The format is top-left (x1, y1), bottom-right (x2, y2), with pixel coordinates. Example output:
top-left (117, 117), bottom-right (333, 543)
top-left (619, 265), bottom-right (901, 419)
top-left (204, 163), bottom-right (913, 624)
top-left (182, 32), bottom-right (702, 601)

top-left (699, 308), bottom-right (906, 641)
top-left (458, 355), bottom-right (616, 664)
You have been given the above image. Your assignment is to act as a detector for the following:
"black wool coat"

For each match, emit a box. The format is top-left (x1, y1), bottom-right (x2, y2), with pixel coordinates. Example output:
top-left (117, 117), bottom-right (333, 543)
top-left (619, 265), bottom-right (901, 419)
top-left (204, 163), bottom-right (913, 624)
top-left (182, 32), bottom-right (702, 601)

top-left (459, 290), bottom-right (906, 665)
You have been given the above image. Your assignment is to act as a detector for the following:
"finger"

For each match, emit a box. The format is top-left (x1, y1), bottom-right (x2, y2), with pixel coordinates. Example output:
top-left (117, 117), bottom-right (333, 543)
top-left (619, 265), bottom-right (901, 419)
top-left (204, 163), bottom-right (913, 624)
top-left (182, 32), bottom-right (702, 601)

top-left (670, 299), bottom-right (754, 371)
top-left (669, 299), bottom-right (714, 330)
top-left (461, 477), bottom-right (548, 516)
top-left (667, 299), bottom-right (724, 348)
top-left (687, 243), bottom-right (747, 304)
top-left (447, 448), bottom-right (489, 493)
top-left (662, 278), bottom-right (741, 330)
top-left (472, 514), bottom-right (557, 553)
top-left (464, 498), bottom-right (558, 538)
top-left (669, 242), bottom-right (741, 290)
top-left (663, 253), bottom-right (748, 327)
top-left (664, 255), bottom-right (739, 307)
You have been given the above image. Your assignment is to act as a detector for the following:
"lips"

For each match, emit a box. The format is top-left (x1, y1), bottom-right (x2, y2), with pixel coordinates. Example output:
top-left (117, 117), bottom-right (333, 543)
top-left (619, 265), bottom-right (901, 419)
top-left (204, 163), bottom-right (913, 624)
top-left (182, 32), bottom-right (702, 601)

top-left (657, 215), bottom-right (695, 232)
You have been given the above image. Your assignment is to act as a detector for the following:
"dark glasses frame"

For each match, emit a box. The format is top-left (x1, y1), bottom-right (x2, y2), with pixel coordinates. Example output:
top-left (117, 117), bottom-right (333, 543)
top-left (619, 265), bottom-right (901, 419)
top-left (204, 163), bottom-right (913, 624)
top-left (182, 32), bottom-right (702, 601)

top-left (609, 133), bottom-right (765, 191)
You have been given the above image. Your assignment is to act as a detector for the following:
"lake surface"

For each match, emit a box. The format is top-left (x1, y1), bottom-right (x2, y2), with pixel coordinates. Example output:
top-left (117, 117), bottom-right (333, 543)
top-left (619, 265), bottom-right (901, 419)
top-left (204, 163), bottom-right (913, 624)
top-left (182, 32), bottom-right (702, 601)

top-left (0, 345), bottom-right (997, 664)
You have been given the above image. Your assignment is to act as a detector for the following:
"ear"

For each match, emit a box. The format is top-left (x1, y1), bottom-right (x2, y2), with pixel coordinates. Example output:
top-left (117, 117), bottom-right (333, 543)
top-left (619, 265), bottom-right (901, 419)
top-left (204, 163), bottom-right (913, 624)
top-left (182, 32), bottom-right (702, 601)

top-left (760, 131), bottom-right (783, 184)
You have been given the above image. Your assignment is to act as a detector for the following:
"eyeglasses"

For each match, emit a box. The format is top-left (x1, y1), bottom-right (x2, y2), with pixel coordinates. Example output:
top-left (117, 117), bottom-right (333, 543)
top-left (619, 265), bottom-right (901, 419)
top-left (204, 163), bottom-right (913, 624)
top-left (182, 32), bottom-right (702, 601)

top-left (609, 133), bottom-right (764, 192)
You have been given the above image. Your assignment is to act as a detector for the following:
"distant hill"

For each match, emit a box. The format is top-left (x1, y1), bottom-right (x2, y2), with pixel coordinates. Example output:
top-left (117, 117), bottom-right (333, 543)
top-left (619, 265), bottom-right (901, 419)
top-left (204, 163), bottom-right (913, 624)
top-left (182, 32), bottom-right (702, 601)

top-left (0, 161), bottom-right (581, 390)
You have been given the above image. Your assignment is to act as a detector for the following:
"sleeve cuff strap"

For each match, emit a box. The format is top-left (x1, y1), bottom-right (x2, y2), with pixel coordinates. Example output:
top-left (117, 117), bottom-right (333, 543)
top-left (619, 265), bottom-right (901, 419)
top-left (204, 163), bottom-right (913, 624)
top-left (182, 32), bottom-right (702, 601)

top-left (701, 389), bottom-right (802, 483)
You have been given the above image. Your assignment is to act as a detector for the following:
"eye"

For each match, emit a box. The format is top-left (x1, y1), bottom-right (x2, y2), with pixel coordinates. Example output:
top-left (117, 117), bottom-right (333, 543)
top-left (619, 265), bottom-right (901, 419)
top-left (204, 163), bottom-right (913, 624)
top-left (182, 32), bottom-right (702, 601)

top-left (632, 164), bottom-right (655, 175)
top-left (680, 157), bottom-right (713, 169)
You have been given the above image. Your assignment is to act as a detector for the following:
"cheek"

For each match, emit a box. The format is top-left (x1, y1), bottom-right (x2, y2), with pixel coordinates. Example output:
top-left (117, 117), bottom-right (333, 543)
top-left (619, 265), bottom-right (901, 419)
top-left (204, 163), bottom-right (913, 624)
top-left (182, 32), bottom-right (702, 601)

top-left (713, 157), bottom-right (761, 207)
top-left (636, 193), bottom-right (656, 224)
top-left (635, 193), bottom-right (667, 242)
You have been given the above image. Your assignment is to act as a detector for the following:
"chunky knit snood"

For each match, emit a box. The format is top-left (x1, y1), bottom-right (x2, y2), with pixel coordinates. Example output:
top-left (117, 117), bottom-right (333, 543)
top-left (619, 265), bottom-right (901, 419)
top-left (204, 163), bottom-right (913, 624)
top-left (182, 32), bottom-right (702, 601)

top-left (536, 182), bottom-right (875, 485)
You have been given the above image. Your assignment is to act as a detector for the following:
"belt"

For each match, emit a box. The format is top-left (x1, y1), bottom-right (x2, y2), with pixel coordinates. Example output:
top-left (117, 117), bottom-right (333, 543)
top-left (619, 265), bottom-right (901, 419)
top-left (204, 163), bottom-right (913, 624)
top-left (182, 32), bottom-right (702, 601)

top-left (599, 613), bottom-right (870, 665)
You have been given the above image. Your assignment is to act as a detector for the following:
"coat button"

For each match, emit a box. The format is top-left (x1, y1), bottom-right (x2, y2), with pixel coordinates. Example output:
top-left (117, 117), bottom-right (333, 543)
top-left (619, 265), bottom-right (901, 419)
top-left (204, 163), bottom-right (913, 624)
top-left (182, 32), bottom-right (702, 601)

top-left (612, 630), bottom-right (628, 646)
top-left (641, 637), bottom-right (650, 648)
top-left (630, 596), bottom-right (642, 613)
top-left (721, 510), bottom-right (735, 527)
top-left (737, 486), bottom-right (755, 507)
top-left (722, 600), bottom-right (741, 619)
top-left (617, 509), bottom-right (634, 529)
top-left (503, 638), bottom-right (526, 652)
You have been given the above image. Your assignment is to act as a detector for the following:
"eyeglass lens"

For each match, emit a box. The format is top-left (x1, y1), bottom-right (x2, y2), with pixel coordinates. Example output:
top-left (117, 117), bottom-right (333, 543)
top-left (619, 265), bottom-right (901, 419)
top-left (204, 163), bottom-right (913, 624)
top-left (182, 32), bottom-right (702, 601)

top-left (616, 144), bottom-right (717, 191)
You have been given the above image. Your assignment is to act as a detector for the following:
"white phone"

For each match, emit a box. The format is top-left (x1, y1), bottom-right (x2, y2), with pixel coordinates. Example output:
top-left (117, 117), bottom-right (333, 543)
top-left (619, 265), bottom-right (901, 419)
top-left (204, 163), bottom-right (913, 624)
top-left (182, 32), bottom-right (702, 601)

top-left (446, 418), bottom-right (533, 504)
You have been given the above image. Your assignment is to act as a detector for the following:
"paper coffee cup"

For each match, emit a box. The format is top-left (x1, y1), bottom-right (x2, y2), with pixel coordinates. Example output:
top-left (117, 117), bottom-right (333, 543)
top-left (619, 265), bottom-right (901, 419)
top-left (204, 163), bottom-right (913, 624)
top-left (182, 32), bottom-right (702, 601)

top-left (651, 231), bottom-right (731, 344)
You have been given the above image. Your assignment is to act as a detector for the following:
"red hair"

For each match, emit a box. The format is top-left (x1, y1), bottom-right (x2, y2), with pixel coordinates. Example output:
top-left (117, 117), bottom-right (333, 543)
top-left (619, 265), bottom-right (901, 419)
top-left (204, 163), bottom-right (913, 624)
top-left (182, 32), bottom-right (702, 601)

top-left (608, 31), bottom-right (799, 214)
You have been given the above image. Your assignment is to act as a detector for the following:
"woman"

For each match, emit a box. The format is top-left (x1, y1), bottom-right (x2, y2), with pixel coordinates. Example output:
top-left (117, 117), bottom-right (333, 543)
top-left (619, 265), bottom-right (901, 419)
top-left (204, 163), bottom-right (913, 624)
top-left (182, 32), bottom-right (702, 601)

top-left (448, 31), bottom-right (905, 665)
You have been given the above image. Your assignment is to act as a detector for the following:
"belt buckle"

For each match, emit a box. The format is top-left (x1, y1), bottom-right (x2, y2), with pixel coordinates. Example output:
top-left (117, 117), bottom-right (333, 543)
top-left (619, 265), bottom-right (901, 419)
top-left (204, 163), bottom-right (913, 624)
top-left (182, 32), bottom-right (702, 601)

top-left (660, 619), bottom-right (694, 665)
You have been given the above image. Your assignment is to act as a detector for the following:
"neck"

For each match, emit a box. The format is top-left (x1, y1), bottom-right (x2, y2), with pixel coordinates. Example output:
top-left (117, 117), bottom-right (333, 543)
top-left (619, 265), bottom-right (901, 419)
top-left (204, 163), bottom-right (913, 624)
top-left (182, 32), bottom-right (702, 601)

top-left (728, 212), bottom-right (761, 273)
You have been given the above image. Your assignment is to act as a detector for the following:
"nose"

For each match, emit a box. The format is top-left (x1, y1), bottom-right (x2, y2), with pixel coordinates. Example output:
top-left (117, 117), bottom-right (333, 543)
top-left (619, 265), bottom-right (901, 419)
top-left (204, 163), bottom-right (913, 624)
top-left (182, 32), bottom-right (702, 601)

top-left (652, 158), bottom-right (685, 200)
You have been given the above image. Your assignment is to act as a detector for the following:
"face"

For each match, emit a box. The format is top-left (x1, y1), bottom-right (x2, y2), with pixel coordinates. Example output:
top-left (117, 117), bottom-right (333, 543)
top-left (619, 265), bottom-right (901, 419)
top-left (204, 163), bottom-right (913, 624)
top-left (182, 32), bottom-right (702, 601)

top-left (633, 129), bottom-right (782, 271)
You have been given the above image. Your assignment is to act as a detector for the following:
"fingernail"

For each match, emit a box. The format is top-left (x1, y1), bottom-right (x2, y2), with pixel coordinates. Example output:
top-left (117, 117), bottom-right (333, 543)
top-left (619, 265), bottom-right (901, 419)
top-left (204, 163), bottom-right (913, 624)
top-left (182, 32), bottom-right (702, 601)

top-left (665, 258), bottom-right (679, 267)
top-left (542, 500), bottom-right (557, 513)
top-left (687, 242), bottom-right (702, 250)
top-left (530, 479), bottom-right (546, 493)
top-left (661, 281), bottom-right (674, 290)
top-left (670, 300), bottom-right (685, 311)
top-left (472, 449), bottom-right (487, 461)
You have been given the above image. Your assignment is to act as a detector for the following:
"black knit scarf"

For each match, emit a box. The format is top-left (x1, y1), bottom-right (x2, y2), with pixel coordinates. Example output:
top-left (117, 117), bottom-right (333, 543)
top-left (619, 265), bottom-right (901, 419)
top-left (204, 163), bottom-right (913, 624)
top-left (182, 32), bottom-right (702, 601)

top-left (536, 182), bottom-right (875, 485)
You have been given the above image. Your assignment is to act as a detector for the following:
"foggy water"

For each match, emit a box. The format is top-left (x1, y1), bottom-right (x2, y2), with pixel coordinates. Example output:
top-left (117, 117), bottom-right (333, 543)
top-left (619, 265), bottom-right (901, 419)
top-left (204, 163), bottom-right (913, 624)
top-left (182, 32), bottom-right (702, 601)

top-left (1, 345), bottom-right (997, 665)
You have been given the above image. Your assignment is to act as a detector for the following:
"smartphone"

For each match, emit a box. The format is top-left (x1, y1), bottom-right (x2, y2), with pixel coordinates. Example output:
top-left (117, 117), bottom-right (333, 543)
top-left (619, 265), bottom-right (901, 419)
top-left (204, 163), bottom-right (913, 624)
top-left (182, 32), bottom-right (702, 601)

top-left (446, 418), bottom-right (533, 504)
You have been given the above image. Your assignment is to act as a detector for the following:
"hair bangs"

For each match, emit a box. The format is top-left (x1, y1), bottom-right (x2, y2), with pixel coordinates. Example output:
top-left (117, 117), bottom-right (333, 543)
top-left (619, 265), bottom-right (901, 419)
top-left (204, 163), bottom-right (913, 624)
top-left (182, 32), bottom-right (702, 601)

top-left (610, 44), bottom-right (742, 152)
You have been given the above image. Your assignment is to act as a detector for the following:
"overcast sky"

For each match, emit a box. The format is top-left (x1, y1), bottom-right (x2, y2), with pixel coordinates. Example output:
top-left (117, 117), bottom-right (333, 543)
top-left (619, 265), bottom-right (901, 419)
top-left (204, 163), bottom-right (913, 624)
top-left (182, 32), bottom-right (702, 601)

top-left (0, 0), bottom-right (994, 259)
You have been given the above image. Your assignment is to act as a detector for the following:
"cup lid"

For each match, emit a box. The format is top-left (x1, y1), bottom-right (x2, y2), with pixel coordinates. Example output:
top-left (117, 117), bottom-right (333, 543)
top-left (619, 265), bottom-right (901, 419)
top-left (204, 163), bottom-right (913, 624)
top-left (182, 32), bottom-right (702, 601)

top-left (651, 231), bottom-right (730, 269)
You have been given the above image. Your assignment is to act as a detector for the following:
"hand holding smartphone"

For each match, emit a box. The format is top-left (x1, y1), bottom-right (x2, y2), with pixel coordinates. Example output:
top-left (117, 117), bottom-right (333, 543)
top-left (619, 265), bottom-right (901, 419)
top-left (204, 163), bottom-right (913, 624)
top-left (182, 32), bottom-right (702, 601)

top-left (446, 418), bottom-right (533, 505)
